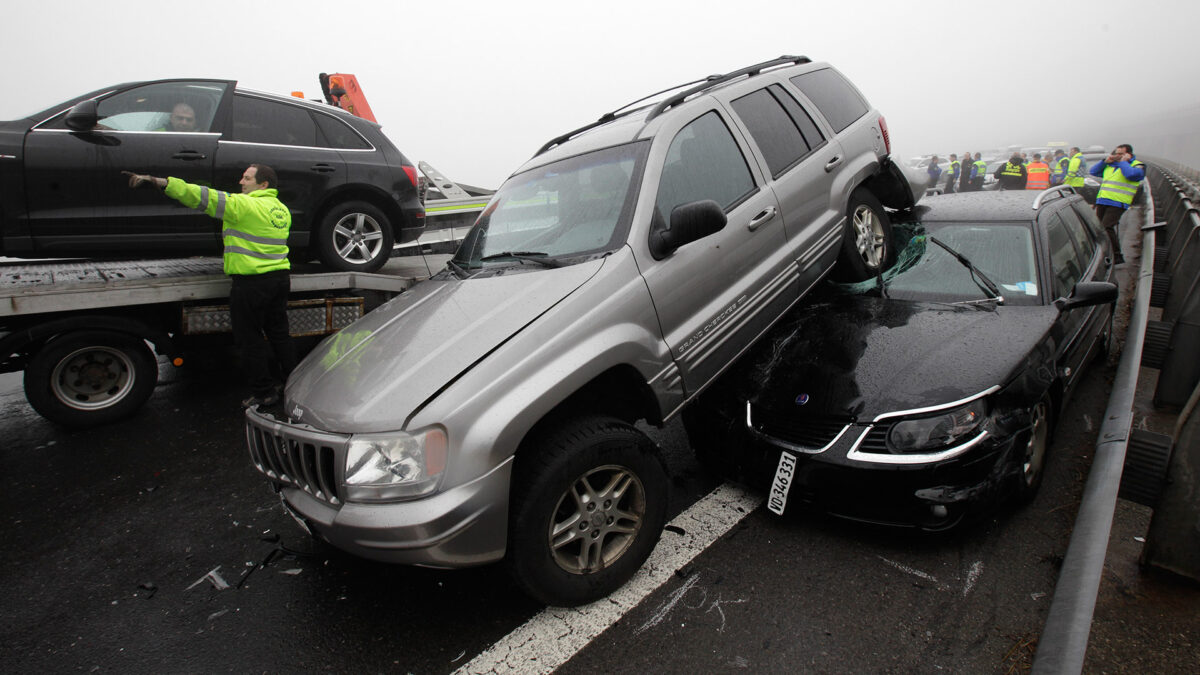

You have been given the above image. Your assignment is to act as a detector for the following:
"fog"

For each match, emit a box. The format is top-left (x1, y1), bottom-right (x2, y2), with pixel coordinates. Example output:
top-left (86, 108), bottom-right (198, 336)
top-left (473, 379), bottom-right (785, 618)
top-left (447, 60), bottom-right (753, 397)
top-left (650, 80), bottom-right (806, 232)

top-left (5, 0), bottom-right (1198, 187)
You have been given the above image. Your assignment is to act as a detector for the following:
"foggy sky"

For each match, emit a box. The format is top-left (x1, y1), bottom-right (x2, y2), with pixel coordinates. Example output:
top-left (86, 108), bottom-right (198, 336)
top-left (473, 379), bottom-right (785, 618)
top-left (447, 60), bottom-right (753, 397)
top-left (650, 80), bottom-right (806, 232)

top-left (5, 0), bottom-right (1198, 187)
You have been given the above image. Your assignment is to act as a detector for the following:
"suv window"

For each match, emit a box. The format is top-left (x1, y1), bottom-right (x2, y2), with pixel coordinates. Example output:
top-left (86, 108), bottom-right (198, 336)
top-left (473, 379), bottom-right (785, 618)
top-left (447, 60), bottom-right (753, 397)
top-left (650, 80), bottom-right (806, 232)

top-left (731, 87), bottom-right (813, 178)
top-left (314, 113), bottom-right (372, 150)
top-left (789, 68), bottom-right (869, 133)
top-left (232, 95), bottom-right (318, 146)
top-left (1045, 212), bottom-right (1087, 299)
top-left (42, 82), bottom-right (227, 132)
top-left (655, 111), bottom-right (755, 223)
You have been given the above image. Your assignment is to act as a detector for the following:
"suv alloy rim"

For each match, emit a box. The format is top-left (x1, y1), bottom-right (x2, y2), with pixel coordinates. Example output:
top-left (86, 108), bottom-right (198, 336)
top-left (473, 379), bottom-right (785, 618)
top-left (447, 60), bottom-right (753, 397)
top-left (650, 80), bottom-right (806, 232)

top-left (332, 211), bottom-right (385, 264)
top-left (852, 204), bottom-right (886, 268)
top-left (548, 464), bottom-right (646, 574)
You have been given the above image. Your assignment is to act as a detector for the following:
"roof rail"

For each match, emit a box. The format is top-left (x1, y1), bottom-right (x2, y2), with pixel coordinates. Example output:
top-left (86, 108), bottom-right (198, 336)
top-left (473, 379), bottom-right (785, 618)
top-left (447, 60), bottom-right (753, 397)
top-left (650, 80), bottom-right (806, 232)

top-left (1032, 185), bottom-right (1077, 210)
top-left (534, 54), bottom-right (810, 157)
top-left (645, 55), bottom-right (811, 122)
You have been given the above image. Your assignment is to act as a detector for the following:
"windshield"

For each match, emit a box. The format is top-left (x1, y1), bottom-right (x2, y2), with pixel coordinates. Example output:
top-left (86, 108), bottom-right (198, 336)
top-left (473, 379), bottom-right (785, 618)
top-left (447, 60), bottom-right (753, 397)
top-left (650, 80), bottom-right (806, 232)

top-left (453, 142), bottom-right (647, 271)
top-left (847, 221), bottom-right (1041, 305)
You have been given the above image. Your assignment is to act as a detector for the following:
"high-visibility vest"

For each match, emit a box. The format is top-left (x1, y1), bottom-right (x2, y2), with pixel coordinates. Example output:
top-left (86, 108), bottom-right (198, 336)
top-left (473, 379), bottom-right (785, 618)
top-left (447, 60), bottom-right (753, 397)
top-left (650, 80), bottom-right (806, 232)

top-left (165, 178), bottom-right (292, 275)
top-left (1053, 156), bottom-right (1069, 181)
top-left (973, 160), bottom-right (988, 178)
top-left (1097, 160), bottom-right (1146, 205)
top-left (947, 160), bottom-right (960, 177)
top-left (1065, 153), bottom-right (1087, 188)
top-left (1026, 162), bottom-right (1051, 190)
top-left (1000, 162), bottom-right (1024, 178)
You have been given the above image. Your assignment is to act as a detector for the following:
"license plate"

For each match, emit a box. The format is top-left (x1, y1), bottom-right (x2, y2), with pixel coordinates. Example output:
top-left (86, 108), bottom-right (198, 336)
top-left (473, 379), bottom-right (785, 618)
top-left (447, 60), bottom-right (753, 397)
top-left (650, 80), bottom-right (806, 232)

top-left (767, 451), bottom-right (798, 515)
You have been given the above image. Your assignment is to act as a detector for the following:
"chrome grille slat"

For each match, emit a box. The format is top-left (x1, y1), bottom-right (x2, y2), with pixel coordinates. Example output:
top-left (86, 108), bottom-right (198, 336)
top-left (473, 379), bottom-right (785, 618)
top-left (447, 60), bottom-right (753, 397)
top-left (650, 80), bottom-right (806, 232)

top-left (245, 410), bottom-right (347, 506)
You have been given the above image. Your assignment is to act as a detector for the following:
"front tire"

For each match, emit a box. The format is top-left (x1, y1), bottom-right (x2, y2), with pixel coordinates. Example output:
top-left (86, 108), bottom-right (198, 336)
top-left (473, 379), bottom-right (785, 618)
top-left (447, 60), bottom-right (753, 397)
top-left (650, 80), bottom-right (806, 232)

top-left (507, 416), bottom-right (668, 606)
top-left (315, 200), bottom-right (394, 273)
top-left (1014, 395), bottom-right (1053, 503)
top-left (833, 188), bottom-right (893, 281)
top-left (24, 331), bottom-right (157, 428)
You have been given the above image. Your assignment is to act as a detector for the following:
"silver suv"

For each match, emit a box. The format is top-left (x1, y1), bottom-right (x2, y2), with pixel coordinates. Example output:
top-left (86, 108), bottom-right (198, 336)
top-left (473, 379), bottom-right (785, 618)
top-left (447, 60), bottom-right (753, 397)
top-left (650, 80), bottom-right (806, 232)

top-left (246, 56), bottom-right (917, 605)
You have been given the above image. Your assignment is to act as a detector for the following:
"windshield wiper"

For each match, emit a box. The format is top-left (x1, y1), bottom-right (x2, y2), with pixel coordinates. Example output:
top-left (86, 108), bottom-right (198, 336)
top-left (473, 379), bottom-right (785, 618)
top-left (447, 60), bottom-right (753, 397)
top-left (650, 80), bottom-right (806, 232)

top-left (929, 237), bottom-right (1004, 304)
top-left (479, 251), bottom-right (564, 268)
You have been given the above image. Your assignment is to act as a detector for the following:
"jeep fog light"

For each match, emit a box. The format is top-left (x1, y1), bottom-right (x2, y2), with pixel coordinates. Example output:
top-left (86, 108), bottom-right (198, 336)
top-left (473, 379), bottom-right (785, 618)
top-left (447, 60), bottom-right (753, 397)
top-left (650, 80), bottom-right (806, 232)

top-left (344, 427), bottom-right (447, 502)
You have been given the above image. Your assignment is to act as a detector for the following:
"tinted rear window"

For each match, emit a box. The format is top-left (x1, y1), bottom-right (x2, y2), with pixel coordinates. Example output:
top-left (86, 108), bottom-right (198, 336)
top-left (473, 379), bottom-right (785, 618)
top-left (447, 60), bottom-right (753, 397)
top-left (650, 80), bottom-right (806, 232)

top-left (232, 95), bottom-right (318, 146)
top-left (789, 68), bottom-right (869, 133)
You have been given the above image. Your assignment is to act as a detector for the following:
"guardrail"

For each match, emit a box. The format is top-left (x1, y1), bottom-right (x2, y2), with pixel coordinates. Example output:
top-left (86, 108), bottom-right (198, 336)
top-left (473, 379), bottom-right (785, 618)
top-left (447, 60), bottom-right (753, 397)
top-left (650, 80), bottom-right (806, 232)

top-left (1032, 160), bottom-right (1200, 673)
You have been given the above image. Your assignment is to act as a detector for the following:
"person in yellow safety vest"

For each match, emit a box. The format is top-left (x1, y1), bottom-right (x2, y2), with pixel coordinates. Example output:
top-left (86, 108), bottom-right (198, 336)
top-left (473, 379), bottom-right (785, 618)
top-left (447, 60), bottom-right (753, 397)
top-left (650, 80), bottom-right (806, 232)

top-left (994, 153), bottom-right (1027, 190)
top-left (1089, 143), bottom-right (1146, 264)
top-left (972, 153), bottom-right (988, 191)
top-left (124, 165), bottom-right (297, 407)
top-left (1026, 153), bottom-right (1052, 190)
top-left (1051, 149), bottom-right (1069, 185)
top-left (944, 153), bottom-right (960, 193)
top-left (1064, 146), bottom-right (1088, 190)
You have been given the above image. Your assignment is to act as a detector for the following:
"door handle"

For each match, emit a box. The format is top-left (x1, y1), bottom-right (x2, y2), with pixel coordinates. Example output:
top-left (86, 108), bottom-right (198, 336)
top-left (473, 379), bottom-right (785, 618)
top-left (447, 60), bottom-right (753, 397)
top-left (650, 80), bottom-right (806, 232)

top-left (171, 151), bottom-right (207, 160)
top-left (310, 163), bottom-right (337, 173)
top-left (824, 156), bottom-right (843, 173)
top-left (748, 206), bottom-right (777, 231)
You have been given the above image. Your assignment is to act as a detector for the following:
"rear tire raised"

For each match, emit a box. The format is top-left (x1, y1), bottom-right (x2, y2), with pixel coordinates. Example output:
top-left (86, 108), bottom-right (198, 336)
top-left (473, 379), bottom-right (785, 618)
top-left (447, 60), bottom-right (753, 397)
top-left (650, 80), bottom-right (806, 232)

top-left (833, 188), bottom-right (893, 281)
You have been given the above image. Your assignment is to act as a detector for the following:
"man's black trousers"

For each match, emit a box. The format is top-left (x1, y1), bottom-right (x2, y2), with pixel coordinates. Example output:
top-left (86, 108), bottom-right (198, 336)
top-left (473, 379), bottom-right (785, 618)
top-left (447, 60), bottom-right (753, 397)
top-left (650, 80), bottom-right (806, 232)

top-left (229, 270), bottom-right (296, 397)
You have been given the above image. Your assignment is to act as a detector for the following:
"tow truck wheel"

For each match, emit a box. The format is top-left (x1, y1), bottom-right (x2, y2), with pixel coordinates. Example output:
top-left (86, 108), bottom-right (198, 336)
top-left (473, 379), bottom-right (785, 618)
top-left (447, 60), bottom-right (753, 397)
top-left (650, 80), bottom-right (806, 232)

top-left (315, 200), bottom-right (394, 273)
top-left (507, 416), bottom-right (668, 606)
top-left (833, 188), bottom-right (893, 281)
top-left (25, 331), bottom-right (157, 428)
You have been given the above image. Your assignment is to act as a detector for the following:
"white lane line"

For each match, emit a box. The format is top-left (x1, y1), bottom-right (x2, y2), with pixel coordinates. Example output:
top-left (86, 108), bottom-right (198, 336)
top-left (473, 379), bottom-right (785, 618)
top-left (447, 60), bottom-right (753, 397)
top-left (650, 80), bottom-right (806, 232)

top-left (877, 556), bottom-right (950, 591)
top-left (455, 483), bottom-right (762, 675)
top-left (963, 561), bottom-right (984, 597)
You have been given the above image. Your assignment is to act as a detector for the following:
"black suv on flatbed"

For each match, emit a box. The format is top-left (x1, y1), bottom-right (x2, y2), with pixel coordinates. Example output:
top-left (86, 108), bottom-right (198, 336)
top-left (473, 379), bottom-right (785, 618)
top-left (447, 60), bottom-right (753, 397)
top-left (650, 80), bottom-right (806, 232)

top-left (0, 79), bottom-right (424, 271)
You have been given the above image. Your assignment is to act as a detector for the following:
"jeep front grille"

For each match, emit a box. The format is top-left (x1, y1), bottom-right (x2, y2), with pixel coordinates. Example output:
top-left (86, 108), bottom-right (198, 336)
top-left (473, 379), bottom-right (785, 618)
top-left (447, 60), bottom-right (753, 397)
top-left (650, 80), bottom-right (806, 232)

top-left (245, 410), bottom-right (347, 506)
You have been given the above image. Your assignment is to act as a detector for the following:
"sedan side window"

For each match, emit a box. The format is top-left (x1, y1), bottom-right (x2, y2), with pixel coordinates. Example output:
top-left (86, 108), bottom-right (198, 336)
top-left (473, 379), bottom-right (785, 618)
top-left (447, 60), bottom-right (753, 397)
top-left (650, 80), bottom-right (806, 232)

top-left (231, 95), bottom-right (319, 147)
top-left (655, 111), bottom-right (755, 225)
top-left (1045, 213), bottom-right (1087, 299)
top-left (1058, 207), bottom-right (1096, 264)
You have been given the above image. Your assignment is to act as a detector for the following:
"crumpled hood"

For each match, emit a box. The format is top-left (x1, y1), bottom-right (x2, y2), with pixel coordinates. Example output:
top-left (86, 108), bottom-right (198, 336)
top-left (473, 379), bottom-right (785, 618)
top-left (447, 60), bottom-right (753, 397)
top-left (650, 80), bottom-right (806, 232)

top-left (744, 296), bottom-right (1058, 420)
top-left (285, 259), bottom-right (605, 432)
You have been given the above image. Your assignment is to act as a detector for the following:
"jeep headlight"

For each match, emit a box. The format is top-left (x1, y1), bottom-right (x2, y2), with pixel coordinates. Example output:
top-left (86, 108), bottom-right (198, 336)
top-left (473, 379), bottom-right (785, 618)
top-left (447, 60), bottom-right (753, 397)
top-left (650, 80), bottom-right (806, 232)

top-left (888, 399), bottom-right (986, 453)
top-left (344, 427), bottom-right (447, 502)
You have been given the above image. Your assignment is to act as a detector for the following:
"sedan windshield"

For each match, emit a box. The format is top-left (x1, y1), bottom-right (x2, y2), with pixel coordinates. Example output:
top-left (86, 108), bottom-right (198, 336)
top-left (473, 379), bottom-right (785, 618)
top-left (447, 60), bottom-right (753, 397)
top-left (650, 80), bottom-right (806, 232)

top-left (858, 221), bottom-right (1041, 305)
top-left (452, 142), bottom-right (647, 271)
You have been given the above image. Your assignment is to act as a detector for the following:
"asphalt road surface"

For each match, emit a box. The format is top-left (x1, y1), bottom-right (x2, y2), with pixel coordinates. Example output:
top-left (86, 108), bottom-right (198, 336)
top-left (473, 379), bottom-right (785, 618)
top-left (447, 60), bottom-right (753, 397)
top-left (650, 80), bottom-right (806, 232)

top-left (1, 313), bottom-right (1125, 675)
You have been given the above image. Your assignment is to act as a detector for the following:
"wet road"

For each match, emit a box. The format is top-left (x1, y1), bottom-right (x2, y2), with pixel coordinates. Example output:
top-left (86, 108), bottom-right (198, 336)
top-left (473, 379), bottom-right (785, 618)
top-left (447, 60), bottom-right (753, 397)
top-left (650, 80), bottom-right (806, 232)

top-left (0, 327), bottom-right (1121, 673)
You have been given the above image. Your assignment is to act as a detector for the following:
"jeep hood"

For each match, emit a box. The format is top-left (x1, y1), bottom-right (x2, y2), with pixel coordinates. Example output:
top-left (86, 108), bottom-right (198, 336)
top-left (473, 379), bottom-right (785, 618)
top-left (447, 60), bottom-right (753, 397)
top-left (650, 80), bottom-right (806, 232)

top-left (285, 259), bottom-right (605, 432)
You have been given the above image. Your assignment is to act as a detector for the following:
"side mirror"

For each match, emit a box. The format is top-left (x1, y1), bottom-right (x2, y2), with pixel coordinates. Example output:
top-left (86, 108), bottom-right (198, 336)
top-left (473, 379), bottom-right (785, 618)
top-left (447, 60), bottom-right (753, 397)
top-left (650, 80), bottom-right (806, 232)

top-left (64, 100), bottom-right (100, 131)
top-left (1056, 281), bottom-right (1118, 311)
top-left (648, 199), bottom-right (727, 259)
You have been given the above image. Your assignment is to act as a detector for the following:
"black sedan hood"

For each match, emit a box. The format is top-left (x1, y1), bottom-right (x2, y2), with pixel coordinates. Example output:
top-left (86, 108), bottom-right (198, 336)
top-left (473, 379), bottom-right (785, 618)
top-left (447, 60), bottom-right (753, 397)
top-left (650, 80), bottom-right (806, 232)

top-left (741, 294), bottom-right (1059, 420)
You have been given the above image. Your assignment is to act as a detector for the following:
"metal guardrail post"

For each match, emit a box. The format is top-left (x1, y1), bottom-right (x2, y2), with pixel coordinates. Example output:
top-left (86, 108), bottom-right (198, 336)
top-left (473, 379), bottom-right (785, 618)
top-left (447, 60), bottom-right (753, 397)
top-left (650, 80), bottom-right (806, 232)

top-left (1031, 187), bottom-right (1156, 675)
top-left (1142, 381), bottom-right (1200, 579)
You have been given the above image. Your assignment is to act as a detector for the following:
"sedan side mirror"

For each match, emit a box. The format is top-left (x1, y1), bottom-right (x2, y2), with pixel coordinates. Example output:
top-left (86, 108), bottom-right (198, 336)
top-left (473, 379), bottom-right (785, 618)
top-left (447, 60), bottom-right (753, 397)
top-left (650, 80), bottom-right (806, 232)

top-left (64, 100), bottom-right (100, 131)
top-left (1056, 281), bottom-right (1118, 311)
top-left (648, 199), bottom-right (727, 259)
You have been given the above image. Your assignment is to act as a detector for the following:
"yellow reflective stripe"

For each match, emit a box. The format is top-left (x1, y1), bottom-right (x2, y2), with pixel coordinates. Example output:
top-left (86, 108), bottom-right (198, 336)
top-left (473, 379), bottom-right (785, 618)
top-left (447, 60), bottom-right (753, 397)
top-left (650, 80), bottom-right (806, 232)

top-left (224, 245), bottom-right (289, 260)
top-left (425, 202), bottom-right (489, 213)
top-left (224, 228), bottom-right (288, 246)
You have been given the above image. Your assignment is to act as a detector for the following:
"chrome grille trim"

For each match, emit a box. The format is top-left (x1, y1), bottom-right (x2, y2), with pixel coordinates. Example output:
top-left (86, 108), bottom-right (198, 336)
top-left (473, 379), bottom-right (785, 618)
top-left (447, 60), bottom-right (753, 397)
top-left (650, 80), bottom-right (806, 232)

top-left (245, 409), bottom-right (348, 506)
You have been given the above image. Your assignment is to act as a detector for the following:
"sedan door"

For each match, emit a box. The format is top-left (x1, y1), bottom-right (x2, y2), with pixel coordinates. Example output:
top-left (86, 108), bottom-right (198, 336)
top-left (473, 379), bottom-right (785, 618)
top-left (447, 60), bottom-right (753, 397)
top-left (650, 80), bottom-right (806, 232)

top-left (22, 81), bottom-right (229, 255)
top-left (1042, 206), bottom-right (1111, 398)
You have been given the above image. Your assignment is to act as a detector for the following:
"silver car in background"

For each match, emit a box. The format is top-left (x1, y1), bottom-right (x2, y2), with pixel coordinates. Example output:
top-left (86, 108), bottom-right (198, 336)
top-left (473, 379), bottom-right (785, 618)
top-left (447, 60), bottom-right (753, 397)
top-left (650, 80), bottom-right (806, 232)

top-left (246, 55), bottom-right (918, 606)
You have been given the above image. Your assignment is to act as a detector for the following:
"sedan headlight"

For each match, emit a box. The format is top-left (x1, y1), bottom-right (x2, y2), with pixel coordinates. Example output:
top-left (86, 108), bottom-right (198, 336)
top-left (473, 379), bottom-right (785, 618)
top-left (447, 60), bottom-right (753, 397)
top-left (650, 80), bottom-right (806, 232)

top-left (344, 426), bottom-right (447, 502)
top-left (889, 399), bottom-right (986, 453)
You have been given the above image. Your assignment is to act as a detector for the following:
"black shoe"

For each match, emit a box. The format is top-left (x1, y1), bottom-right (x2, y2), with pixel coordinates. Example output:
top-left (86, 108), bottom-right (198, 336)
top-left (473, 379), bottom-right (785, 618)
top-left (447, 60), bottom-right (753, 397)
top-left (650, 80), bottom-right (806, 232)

top-left (242, 389), bottom-right (280, 408)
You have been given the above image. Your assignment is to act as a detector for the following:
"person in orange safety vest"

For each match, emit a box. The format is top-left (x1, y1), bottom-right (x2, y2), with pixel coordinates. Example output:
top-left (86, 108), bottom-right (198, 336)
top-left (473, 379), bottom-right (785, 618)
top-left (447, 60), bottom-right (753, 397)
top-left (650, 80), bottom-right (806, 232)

top-left (1026, 153), bottom-right (1052, 190)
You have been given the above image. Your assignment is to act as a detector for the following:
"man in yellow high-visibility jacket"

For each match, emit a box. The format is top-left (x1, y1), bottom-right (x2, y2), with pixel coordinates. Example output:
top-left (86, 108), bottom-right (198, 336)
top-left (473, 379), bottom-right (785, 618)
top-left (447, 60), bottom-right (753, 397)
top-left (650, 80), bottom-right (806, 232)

top-left (1089, 144), bottom-right (1145, 264)
top-left (1064, 146), bottom-right (1088, 190)
top-left (125, 165), bottom-right (296, 407)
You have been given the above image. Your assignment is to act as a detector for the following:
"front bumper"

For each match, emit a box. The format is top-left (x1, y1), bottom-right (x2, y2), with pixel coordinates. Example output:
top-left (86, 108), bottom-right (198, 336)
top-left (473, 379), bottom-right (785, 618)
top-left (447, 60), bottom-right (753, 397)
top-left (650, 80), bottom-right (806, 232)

top-left (734, 414), bottom-right (1029, 530)
top-left (246, 408), bottom-right (511, 567)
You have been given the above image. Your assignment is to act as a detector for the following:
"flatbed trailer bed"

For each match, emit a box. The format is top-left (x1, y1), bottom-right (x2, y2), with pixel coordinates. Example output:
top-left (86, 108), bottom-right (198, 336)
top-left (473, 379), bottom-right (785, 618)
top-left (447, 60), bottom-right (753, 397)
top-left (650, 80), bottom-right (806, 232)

top-left (0, 255), bottom-right (444, 427)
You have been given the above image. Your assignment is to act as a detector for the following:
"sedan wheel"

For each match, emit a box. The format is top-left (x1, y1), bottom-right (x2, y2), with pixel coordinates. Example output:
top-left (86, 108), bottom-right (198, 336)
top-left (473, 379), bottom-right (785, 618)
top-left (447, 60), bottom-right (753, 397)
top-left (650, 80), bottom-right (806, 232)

top-left (1016, 396), bottom-right (1052, 502)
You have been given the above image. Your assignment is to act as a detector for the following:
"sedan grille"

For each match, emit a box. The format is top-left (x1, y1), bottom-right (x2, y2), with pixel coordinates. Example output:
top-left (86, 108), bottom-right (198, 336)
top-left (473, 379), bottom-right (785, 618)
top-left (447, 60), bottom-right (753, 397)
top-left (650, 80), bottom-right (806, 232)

top-left (855, 424), bottom-right (892, 454)
top-left (245, 411), bottom-right (347, 506)
top-left (750, 404), bottom-right (852, 450)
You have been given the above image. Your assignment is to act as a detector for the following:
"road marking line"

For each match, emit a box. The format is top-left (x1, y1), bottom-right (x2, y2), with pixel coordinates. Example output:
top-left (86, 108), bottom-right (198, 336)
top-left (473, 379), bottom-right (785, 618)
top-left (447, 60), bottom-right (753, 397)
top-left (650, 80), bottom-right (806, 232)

top-left (455, 483), bottom-right (762, 675)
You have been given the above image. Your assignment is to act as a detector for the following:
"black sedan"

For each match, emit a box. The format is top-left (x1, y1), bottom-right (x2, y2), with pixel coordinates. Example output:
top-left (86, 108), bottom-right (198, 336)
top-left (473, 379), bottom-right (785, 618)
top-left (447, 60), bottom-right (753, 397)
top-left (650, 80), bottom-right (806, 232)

top-left (0, 79), bottom-right (424, 272)
top-left (686, 187), bottom-right (1118, 530)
